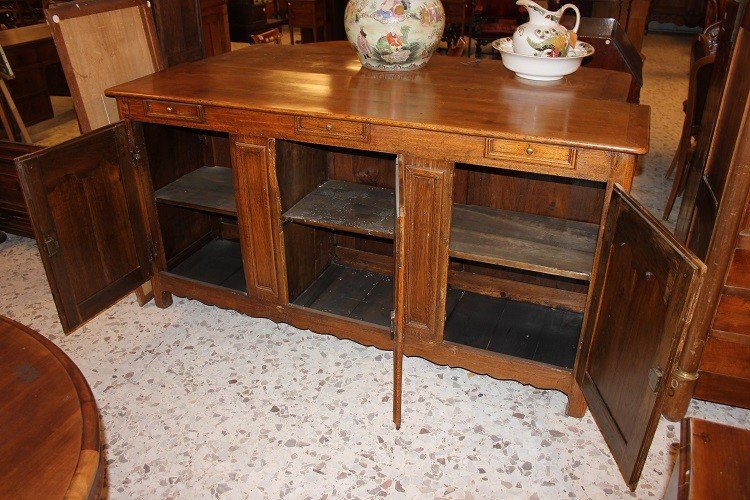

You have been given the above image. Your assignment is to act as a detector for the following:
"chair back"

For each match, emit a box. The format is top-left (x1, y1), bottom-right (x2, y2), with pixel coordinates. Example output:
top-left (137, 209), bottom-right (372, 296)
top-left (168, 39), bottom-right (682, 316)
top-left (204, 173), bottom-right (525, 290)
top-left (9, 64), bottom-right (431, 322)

top-left (252, 28), bottom-right (282, 44)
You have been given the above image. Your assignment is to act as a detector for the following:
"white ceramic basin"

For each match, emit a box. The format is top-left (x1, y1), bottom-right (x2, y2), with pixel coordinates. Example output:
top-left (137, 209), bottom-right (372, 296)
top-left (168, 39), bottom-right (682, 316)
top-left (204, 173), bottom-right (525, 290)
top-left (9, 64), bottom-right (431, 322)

top-left (492, 37), bottom-right (595, 81)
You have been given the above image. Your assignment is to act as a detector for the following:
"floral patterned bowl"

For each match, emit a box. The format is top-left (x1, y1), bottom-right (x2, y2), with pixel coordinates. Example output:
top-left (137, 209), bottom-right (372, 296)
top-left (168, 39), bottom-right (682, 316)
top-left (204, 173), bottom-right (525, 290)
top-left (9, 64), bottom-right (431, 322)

top-left (492, 37), bottom-right (594, 81)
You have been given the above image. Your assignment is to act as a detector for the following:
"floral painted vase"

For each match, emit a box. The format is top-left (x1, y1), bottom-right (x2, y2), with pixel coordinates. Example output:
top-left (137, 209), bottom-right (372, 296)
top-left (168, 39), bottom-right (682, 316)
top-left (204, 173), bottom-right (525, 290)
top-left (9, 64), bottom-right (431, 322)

top-left (345, 0), bottom-right (445, 71)
top-left (512, 0), bottom-right (580, 58)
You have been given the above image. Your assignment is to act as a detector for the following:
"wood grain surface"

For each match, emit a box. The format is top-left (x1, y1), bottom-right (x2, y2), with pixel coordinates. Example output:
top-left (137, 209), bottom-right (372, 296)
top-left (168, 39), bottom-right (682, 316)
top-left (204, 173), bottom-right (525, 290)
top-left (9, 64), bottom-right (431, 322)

top-left (106, 42), bottom-right (649, 154)
top-left (0, 315), bottom-right (101, 500)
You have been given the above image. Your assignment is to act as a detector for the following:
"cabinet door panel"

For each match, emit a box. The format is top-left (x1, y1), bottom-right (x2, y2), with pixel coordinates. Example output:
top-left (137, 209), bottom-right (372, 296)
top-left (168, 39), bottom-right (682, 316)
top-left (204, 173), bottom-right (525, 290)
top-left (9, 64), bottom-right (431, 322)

top-left (16, 122), bottom-right (152, 333)
top-left (578, 185), bottom-right (705, 490)
top-left (231, 136), bottom-right (286, 303)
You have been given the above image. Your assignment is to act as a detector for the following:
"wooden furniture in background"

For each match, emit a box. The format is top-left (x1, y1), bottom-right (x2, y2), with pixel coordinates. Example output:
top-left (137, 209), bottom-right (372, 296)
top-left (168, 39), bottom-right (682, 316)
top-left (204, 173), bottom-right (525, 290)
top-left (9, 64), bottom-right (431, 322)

top-left (200, 0), bottom-right (231, 56)
top-left (471, 0), bottom-right (522, 57)
top-left (45, 0), bottom-right (165, 133)
top-left (0, 139), bottom-right (41, 238)
top-left (150, 0), bottom-right (204, 66)
top-left (0, 23), bottom-right (69, 126)
top-left (663, 34), bottom-right (715, 219)
top-left (0, 315), bottom-right (101, 499)
top-left (649, 0), bottom-right (706, 27)
top-left (673, 2), bottom-right (750, 411)
top-left (442, 0), bottom-right (471, 48)
top-left (227, 0), bottom-right (283, 42)
top-left (562, 17), bottom-right (644, 102)
top-left (589, 0), bottom-right (650, 53)
top-left (287, 0), bottom-right (327, 44)
top-left (251, 27), bottom-right (282, 43)
top-left (664, 419), bottom-right (750, 499)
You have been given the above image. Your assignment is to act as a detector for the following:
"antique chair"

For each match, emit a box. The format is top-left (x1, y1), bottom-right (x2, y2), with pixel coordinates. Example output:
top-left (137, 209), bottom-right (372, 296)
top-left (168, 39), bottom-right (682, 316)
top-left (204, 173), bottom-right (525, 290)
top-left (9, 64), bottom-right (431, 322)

top-left (251, 27), bottom-right (282, 43)
top-left (663, 32), bottom-right (716, 219)
top-left (286, 0), bottom-right (326, 44)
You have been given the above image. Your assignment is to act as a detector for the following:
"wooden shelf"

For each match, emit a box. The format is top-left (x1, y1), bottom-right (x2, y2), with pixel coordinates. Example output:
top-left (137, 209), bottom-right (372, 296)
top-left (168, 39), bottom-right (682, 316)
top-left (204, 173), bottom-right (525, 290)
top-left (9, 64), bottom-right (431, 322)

top-left (154, 166), bottom-right (236, 216)
top-left (282, 180), bottom-right (394, 239)
top-left (283, 180), bottom-right (598, 280)
top-left (451, 205), bottom-right (598, 280)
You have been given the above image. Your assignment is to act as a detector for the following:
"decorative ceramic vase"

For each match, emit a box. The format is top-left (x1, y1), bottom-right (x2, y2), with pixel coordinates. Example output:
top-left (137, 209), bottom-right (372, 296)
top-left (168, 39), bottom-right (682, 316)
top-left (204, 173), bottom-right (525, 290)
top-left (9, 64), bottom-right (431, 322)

top-left (344, 0), bottom-right (446, 71)
top-left (512, 0), bottom-right (580, 58)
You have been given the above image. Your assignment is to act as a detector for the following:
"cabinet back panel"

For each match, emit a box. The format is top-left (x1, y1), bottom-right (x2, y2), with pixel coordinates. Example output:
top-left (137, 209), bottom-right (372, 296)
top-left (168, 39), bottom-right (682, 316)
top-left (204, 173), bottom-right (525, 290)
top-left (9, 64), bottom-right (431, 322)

top-left (457, 164), bottom-right (605, 224)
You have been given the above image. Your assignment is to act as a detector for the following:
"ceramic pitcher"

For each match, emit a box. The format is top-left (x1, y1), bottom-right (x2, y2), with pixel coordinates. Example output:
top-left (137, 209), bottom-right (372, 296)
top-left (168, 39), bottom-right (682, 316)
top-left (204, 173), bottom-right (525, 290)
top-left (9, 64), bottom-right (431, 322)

top-left (512, 0), bottom-right (581, 57)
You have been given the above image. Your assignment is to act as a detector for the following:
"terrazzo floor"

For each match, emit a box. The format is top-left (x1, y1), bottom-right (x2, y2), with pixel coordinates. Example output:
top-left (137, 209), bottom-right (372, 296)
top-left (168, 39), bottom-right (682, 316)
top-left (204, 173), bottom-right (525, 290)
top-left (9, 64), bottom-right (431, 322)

top-left (2, 33), bottom-right (749, 499)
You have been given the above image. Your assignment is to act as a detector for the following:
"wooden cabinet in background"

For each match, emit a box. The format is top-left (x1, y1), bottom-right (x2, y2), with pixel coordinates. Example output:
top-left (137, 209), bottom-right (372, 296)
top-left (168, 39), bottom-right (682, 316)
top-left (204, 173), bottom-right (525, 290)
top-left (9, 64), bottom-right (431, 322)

top-left (201, 0), bottom-right (232, 56)
top-left (649, 0), bottom-right (706, 27)
top-left (0, 23), bottom-right (69, 126)
top-left (0, 140), bottom-right (42, 238)
top-left (674, 2), bottom-right (750, 411)
top-left (590, 0), bottom-right (651, 52)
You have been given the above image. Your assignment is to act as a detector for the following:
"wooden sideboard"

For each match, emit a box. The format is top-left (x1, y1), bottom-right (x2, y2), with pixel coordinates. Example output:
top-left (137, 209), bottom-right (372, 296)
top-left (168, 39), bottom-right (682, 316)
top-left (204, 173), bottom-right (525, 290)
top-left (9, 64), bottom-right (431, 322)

top-left (15, 42), bottom-right (722, 491)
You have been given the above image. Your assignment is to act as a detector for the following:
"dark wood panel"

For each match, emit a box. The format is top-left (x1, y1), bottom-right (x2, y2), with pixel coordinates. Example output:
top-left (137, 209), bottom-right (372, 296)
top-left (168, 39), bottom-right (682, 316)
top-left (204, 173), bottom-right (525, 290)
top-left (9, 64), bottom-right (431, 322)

top-left (578, 186), bottom-right (705, 490)
top-left (168, 238), bottom-right (246, 292)
top-left (154, 166), bottom-right (236, 216)
top-left (15, 122), bottom-right (152, 332)
top-left (444, 288), bottom-right (581, 369)
top-left (292, 263), bottom-right (392, 327)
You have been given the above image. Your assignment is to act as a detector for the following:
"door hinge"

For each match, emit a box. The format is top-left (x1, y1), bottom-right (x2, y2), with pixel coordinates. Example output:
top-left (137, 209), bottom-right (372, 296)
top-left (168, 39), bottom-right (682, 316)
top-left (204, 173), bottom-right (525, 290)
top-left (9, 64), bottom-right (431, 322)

top-left (130, 146), bottom-right (142, 163)
top-left (390, 310), bottom-right (396, 340)
top-left (44, 235), bottom-right (59, 258)
top-left (648, 367), bottom-right (664, 393)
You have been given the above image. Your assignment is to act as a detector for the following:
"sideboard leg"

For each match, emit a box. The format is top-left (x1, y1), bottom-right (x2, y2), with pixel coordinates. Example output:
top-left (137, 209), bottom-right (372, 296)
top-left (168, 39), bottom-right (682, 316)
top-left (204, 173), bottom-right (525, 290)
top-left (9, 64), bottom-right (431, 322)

top-left (566, 381), bottom-right (588, 418)
top-left (134, 281), bottom-right (154, 306)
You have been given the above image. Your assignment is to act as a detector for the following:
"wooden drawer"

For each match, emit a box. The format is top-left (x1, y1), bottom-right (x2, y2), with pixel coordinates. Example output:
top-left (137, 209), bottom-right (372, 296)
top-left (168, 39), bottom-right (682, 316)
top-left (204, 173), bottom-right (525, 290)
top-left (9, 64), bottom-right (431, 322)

top-left (143, 100), bottom-right (205, 123)
top-left (294, 116), bottom-right (371, 142)
top-left (484, 139), bottom-right (577, 169)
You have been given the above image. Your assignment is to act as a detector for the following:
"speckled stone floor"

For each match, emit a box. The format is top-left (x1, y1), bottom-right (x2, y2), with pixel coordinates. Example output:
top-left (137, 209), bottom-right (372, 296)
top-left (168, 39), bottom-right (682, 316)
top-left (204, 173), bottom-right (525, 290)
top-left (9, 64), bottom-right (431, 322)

top-left (3, 34), bottom-right (749, 499)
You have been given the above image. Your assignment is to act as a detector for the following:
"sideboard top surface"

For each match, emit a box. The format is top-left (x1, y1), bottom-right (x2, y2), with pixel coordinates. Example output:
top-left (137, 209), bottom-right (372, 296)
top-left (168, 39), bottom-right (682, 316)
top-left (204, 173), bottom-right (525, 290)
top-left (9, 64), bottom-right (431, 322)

top-left (107, 41), bottom-right (650, 154)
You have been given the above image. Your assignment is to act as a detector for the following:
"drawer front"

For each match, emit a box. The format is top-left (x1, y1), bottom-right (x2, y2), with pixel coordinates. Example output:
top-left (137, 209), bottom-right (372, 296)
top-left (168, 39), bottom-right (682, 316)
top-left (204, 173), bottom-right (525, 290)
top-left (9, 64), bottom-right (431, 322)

top-left (713, 293), bottom-right (750, 335)
top-left (294, 116), bottom-right (370, 142)
top-left (143, 100), bottom-right (205, 123)
top-left (485, 139), bottom-right (576, 169)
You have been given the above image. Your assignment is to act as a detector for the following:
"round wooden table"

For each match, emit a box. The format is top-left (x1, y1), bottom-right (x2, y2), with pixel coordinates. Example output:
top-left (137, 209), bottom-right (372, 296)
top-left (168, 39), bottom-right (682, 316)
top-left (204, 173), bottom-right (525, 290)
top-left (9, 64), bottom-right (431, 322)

top-left (0, 316), bottom-right (102, 499)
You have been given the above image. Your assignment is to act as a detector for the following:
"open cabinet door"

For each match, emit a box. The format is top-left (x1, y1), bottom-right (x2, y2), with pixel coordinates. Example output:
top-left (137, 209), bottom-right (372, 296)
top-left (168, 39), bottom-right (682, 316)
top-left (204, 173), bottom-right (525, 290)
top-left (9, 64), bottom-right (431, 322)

top-left (16, 122), bottom-right (153, 333)
top-left (577, 185), bottom-right (705, 490)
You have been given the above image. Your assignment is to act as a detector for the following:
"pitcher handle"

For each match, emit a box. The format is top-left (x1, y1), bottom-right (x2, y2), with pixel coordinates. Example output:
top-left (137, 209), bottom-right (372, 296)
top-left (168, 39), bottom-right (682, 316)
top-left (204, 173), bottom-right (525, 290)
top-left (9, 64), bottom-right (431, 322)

top-left (559, 3), bottom-right (581, 33)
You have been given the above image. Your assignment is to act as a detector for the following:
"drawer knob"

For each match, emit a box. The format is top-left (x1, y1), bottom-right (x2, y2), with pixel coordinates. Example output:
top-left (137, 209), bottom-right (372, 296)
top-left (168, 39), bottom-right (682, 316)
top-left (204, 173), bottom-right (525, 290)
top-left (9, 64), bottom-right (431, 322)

top-left (166, 106), bottom-right (174, 112)
top-left (525, 146), bottom-right (534, 155)
top-left (326, 123), bottom-right (333, 131)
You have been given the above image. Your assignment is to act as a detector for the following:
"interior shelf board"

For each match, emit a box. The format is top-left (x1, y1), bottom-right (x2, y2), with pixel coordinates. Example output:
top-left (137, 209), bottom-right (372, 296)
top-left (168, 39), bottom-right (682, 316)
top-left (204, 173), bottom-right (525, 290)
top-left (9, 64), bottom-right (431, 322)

top-left (155, 166), bottom-right (237, 216)
top-left (282, 179), bottom-right (597, 280)
top-left (282, 179), bottom-right (395, 239)
top-left (450, 204), bottom-right (598, 281)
